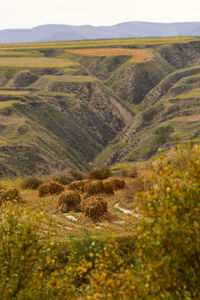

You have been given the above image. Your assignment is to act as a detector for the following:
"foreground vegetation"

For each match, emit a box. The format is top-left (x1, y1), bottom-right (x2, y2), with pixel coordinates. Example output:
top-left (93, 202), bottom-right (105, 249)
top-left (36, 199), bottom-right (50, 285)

top-left (0, 144), bottom-right (199, 299)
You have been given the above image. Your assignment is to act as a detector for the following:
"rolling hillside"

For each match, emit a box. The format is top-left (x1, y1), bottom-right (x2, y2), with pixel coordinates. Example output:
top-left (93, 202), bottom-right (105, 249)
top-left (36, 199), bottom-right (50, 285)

top-left (0, 36), bottom-right (200, 176)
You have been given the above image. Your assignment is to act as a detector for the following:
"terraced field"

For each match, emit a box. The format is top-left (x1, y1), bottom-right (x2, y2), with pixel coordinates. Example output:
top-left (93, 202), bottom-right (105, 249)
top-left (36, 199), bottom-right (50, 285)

top-left (0, 36), bottom-right (199, 176)
top-left (69, 48), bottom-right (153, 63)
top-left (0, 57), bottom-right (78, 68)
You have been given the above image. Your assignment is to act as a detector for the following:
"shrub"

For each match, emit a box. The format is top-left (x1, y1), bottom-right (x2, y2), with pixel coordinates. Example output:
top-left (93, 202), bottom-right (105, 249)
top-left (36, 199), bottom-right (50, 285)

top-left (69, 229), bottom-right (107, 266)
top-left (21, 176), bottom-right (43, 190)
top-left (38, 182), bottom-right (65, 197)
top-left (102, 178), bottom-right (115, 194)
top-left (135, 144), bottom-right (200, 298)
top-left (81, 196), bottom-right (108, 220)
top-left (58, 190), bottom-right (81, 213)
top-left (52, 168), bottom-right (84, 185)
top-left (84, 180), bottom-right (105, 196)
top-left (0, 188), bottom-right (23, 205)
top-left (154, 124), bottom-right (174, 145)
top-left (87, 166), bottom-right (112, 180)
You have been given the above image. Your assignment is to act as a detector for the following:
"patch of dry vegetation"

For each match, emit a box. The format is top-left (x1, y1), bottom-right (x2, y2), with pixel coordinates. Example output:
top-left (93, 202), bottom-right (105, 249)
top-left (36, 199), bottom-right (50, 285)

top-left (38, 182), bottom-right (65, 197)
top-left (58, 190), bottom-right (81, 213)
top-left (81, 195), bottom-right (108, 220)
top-left (0, 57), bottom-right (78, 68)
top-left (69, 48), bottom-right (153, 63)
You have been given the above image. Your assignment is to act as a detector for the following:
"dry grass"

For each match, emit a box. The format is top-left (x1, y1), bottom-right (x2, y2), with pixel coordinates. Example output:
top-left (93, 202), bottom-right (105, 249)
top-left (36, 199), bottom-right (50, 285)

top-left (87, 166), bottom-right (112, 180)
top-left (81, 195), bottom-right (108, 220)
top-left (38, 182), bottom-right (65, 197)
top-left (58, 190), bottom-right (81, 213)
top-left (69, 48), bottom-right (153, 63)
top-left (102, 178), bottom-right (115, 195)
top-left (84, 180), bottom-right (105, 196)
top-left (0, 57), bottom-right (78, 68)
top-left (67, 179), bottom-right (92, 192)
top-left (0, 90), bottom-right (30, 96)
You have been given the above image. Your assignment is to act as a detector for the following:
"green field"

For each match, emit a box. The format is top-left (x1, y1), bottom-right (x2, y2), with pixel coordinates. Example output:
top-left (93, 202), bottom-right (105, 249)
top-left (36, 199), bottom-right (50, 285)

top-left (0, 57), bottom-right (78, 68)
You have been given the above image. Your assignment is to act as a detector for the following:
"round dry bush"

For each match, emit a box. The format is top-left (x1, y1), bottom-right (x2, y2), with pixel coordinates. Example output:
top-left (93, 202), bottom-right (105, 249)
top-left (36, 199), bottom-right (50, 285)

top-left (87, 166), bottom-right (112, 180)
top-left (67, 179), bottom-right (92, 192)
top-left (84, 180), bottom-right (105, 196)
top-left (21, 177), bottom-right (43, 190)
top-left (58, 190), bottom-right (81, 213)
top-left (112, 178), bottom-right (126, 190)
top-left (102, 178), bottom-right (115, 195)
top-left (38, 182), bottom-right (65, 197)
top-left (0, 188), bottom-right (23, 205)
top-left (81, 196), bottom-right (108, 220)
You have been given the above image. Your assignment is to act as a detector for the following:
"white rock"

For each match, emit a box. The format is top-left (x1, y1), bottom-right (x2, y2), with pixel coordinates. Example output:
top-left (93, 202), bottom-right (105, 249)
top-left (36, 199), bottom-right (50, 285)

top-left (114, 203), bottom-right (132, 215)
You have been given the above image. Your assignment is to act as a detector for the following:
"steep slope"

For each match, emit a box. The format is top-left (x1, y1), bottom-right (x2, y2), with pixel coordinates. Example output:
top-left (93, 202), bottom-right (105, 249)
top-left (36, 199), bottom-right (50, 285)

top-left (92, 41), bottom-right (200, 165)
top-left (0, 51), bottom-right (133, 176)
top-left (0, 37), bottom-right (200, 176)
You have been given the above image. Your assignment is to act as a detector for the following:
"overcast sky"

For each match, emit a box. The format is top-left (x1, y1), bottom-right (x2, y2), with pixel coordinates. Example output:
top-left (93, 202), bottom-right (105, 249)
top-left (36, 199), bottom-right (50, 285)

top-left (1, 0), bottom-right (200, 30)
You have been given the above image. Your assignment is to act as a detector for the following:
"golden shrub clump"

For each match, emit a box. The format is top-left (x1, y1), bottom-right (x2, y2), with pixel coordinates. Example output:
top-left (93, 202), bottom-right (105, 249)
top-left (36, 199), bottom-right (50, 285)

top-left (87, 166), bottom-right (112, 180)
top-left (81, 196), bottom-right (108, 220)
top-left (102, 178), bottom-right (115, 195)
top-left (58, 190), bottom-right (81, 213)
top-left (67, 179), bottom-right (92, 192)
top-left (38, 182), bottom-right (65, 197)
top-left (84, 180), bottom-right (105, 196)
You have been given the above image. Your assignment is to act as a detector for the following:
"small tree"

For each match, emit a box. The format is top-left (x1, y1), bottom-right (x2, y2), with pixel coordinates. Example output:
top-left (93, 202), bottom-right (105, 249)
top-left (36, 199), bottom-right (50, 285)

top-left (154, 124), bottom-right (174, 145)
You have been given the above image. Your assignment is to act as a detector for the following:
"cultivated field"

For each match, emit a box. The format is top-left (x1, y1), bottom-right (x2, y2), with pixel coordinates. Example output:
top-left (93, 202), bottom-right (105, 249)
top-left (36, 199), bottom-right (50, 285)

top-left (0, 36), bottom-right (199, 51)
top-left (0, 57), bottom-right (78, 68)
top-left (69, 48), bottom-right (153, 63)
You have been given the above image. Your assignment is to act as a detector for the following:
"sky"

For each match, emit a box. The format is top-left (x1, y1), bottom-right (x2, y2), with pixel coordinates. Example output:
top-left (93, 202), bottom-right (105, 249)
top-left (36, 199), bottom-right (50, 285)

top-left (1, 0), bottom-right (200, 30)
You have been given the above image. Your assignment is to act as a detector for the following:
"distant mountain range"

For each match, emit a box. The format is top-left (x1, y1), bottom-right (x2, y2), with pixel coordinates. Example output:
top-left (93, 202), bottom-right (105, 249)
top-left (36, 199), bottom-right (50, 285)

top-left (0, 22), bottom-right (200, 44)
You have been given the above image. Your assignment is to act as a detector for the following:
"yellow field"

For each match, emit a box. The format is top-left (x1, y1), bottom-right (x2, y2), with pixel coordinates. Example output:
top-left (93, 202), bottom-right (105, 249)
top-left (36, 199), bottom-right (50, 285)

top-left (0, 100), bottom-right (21, 109)
top-left (69, 48), bottom-right (153, 63)
top-left (0, 50), bottom-right (42, 57)
top-left (0, 36), bottom-right (198, 51)
top-left (177, 88), bottom-right (200, 99)
top-left (0, 57), bottom-right (78, 68)
top-left (0, 90), bottom-right (30, 96)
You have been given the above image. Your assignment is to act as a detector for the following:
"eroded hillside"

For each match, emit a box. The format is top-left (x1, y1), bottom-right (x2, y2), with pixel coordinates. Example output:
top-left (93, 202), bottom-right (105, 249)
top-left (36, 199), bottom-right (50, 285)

top-left (0, 37), bottom-right (200, 175)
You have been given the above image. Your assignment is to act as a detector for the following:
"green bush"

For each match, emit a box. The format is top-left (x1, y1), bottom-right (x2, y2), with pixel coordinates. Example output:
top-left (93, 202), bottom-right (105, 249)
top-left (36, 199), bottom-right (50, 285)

top-left (154, 124), bottom-right (174, 145)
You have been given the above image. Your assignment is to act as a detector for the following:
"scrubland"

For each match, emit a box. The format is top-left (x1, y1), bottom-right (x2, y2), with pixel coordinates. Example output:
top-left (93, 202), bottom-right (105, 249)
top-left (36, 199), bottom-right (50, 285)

top-left (0, 144), bottom-right (200, 299)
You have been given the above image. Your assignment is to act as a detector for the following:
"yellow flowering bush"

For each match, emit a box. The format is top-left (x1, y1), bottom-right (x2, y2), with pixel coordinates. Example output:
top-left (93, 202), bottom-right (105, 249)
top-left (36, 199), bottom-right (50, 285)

top-left (135, 144), bottom-right (200, 299)
top-left (0, 203), bottom-right (75, 299)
